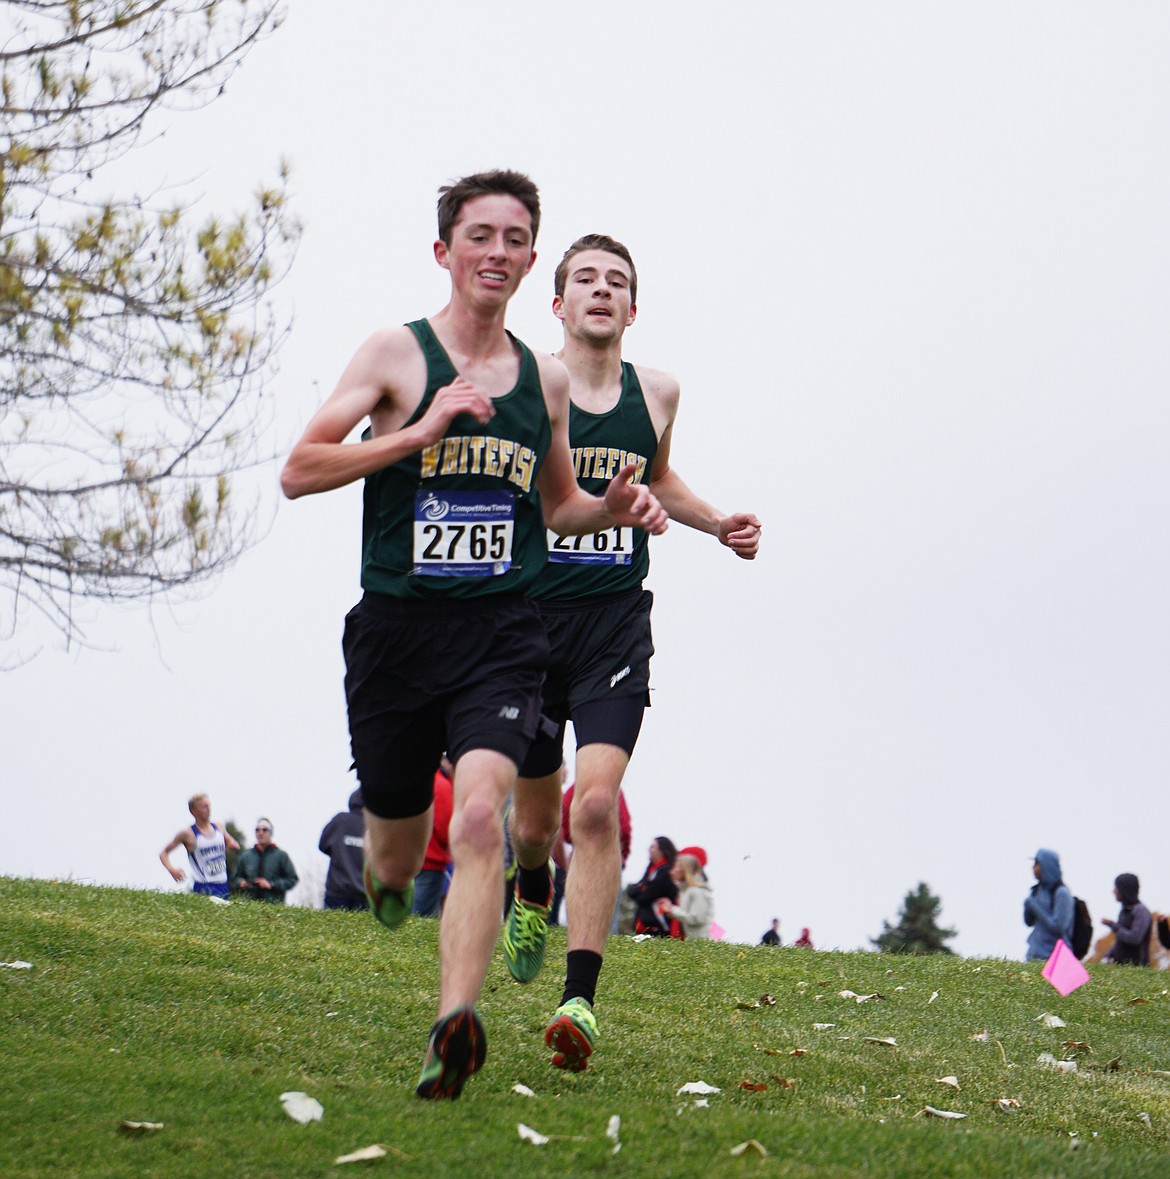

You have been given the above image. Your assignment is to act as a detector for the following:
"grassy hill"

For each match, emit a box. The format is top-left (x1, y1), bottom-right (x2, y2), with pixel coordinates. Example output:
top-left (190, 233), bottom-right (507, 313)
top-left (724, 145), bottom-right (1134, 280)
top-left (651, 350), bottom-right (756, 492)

top-left (3, 878), bottom-right (1169, 1178)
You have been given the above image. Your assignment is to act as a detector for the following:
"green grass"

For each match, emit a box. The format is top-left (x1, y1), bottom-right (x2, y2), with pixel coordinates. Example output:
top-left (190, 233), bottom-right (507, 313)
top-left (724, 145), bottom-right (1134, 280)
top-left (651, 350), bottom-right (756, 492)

top-left (3, 879), bottom-right (1170, 1178)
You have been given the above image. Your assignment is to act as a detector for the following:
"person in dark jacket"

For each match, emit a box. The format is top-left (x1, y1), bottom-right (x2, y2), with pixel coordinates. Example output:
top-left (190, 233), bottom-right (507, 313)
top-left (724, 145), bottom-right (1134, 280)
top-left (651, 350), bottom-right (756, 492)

top-left (319, 790), bottom-right (366, 910)
top-left (626, 836), bottom-right (678, 935)
top-left (1102, 872), bottom-right (1152, 965)
top-left (1024, 847), bottom-right (1074, 961)
top-left (235, 818), bottom-right (299, 903)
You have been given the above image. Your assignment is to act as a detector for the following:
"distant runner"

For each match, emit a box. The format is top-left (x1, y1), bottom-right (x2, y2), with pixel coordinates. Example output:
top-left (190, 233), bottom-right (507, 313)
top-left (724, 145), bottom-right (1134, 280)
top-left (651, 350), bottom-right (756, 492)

top-left (159, 792), bottom-right (239, 900)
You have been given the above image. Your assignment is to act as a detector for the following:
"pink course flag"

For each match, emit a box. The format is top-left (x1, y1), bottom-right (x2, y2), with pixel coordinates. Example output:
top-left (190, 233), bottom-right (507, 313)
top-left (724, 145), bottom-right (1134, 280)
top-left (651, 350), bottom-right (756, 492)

top-left (708, 921), bottom-right (727, 942)
top-left (1042, 939), bottom-right (1090, 996)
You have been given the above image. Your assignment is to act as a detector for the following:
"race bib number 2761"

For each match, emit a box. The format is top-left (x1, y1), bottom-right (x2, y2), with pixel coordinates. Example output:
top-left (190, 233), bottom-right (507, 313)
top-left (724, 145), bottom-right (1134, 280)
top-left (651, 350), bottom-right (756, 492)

top-left (546, 526), bottom-right (634, 566)
top-left (413, 491), bottom-right (514, 577)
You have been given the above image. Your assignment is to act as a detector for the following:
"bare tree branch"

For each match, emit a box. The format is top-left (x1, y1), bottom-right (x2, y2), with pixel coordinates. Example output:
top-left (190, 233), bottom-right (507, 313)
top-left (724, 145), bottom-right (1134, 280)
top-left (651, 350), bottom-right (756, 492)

top-left (1, 1), bottom-right (299, 654)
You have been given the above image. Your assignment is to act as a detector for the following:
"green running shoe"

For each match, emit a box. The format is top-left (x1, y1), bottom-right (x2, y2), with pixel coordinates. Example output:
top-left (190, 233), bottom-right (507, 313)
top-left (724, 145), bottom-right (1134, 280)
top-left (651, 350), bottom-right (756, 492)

top-left (501, 872), bottom-right (552, 983)
top-left (363, 860), bottom-right (413, 931)
top-left (545, 997), bottom-right (597, 1072)
top-left (415, 1007), bottom-right (487, 1100)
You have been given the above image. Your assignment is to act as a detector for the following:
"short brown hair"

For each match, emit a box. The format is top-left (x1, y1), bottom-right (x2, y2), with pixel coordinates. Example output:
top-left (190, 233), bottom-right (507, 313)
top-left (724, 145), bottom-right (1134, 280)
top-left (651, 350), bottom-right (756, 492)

top-left (436, 170), bottom-right (541, 245)
top-left (554, 234), bottom-right (638, 304)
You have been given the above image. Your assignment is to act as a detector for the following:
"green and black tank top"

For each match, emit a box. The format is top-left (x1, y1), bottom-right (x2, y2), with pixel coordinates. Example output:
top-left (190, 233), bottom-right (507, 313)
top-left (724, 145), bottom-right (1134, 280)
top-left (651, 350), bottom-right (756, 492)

top-left (359, 319), bottom-right (552, 599)
top-left (532, 361), bottom-right (659, 601)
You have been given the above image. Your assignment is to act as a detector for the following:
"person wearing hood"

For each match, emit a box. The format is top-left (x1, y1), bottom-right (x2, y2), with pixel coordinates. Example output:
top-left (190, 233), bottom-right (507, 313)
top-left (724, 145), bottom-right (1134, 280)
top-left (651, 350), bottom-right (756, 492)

top-left (1024, 848), bottom-right (1074, 961)
top-left (1102, 873), bottom-right (1152, 966)
top-left (319, 789), bottom-right (367, 911)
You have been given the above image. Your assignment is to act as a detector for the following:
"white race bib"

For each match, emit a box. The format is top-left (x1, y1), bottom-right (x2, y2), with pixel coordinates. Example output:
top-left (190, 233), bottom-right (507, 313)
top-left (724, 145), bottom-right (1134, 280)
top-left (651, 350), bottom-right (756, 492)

top-left (413, 491), bottom-right (514, 577)
top-left (546, 526), bottom-right (635, 566)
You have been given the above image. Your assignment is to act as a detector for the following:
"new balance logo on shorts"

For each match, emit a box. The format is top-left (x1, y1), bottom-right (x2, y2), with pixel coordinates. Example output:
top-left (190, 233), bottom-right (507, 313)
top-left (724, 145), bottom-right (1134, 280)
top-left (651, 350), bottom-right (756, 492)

top-left (498, 705), bottom-right (520, 720)
top-left (609, 666), bottom-right (631, 689)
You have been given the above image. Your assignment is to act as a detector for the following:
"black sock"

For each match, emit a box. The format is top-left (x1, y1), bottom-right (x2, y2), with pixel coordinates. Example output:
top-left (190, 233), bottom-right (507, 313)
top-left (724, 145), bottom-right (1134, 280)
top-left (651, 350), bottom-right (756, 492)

top-left (517, 863), bottom-right (552, 906)
top-left (562, 950), bottom-right (603, 1007)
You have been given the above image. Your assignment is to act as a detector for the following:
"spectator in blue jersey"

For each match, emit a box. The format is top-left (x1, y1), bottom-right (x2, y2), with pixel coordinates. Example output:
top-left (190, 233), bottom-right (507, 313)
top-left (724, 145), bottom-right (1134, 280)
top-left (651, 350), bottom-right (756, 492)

top-left (319, 789), bottom-right (367, 910)
top-left (160, 793), bottom-right (240, 899)
top-left (1023, 847), bottom-right (1074, 961)
top-left (235, 818), bottom-right (299, 904)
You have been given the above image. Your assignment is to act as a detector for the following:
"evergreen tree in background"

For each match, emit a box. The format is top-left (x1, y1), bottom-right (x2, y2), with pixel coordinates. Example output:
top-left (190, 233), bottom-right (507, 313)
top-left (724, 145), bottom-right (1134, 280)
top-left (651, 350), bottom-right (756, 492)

top-left (872, 881), bottom-right (957, 954)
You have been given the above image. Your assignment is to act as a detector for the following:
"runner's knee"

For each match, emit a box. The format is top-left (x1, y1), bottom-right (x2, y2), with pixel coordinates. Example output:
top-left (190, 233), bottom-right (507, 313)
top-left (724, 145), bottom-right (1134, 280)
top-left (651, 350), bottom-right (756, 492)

top-left (571, 787), bottom-right (619, 844)
top-left (450, 794), bottom-right (505, 861)
top-left (511, 805), bottom-right (559, 853)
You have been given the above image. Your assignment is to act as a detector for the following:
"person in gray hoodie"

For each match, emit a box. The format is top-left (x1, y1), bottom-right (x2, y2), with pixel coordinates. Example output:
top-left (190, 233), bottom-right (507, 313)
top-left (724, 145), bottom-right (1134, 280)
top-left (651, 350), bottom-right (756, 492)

top-left (1102, 872), bottom-right (1152, 966)
top-left (319, 789), bottom-right (367, 911)
top-left (1024, 848), bottom-right (1074, 961)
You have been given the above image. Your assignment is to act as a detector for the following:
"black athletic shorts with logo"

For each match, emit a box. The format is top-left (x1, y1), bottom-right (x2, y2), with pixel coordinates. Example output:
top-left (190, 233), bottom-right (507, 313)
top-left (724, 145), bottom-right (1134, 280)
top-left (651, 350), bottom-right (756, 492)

top-left (520, 587), bottom-right (654, 779)
top-left (343, 592), bottom-right (549, 819)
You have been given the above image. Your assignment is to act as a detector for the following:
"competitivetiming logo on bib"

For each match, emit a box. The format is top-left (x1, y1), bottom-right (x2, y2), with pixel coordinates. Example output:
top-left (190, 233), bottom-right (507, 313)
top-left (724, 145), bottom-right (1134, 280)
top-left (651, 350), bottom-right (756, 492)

top-left (419, 493), bottom-right (449, 521)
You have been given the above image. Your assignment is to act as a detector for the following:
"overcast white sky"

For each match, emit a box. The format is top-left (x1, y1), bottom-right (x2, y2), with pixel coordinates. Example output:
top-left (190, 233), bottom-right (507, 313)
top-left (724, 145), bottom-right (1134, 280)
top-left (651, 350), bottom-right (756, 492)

top-left (5, 2), bottom-right (1170, 960)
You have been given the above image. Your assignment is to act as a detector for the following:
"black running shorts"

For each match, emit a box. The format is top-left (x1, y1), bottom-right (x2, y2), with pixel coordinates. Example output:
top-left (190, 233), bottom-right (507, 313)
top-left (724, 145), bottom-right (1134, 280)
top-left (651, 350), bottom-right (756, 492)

top-left (342, 593), bottom-right (549, 819)
top-left (520, 588), bottom-right (653, 778)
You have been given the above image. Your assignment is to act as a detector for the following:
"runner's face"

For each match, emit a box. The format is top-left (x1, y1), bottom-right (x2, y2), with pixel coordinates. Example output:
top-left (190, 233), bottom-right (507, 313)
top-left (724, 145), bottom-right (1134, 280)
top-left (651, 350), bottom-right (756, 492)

top-left (190, 796), bottom-right (211, 823)
top-left (435, 194), bottom-right (536, 306)
top-left (553, 249), bottom-right (636, 343)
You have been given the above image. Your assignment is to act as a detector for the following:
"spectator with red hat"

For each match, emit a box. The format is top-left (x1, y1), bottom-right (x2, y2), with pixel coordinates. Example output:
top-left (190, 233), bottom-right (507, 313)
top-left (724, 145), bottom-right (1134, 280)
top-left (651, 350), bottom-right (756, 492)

top-left (665, 852), bottom-right (714, 940)
top-left (678, 845), bottom-right (708, 878)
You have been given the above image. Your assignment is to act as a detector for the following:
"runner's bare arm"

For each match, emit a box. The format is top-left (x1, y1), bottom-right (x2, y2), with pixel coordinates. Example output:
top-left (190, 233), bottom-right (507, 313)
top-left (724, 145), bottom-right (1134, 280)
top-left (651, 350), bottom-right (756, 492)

top-left (159, 829), bottom-right (193, 881)
top-left (536, 354), bottom-right (668, 537)
top-left (280, 327), bottom-right (495, 499)
top-left (641, 367), bottom-right (761, 559)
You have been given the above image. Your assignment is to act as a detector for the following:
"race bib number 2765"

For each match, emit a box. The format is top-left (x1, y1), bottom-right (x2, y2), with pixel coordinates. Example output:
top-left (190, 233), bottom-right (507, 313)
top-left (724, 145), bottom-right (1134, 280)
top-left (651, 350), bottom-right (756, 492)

top-left (413, 491), bottom-right (514, 577)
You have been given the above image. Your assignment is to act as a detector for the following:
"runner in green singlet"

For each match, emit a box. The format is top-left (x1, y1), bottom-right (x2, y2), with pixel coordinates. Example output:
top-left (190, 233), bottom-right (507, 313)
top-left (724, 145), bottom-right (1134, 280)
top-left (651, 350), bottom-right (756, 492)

top-left (501, 235), bottom-right (761, 1072)
top-left (280, 180), bottom-right (668, 1100)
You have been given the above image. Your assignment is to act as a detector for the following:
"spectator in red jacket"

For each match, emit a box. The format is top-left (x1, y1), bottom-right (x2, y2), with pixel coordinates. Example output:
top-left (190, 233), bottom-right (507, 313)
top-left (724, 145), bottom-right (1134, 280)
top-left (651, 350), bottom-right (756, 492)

top-left (412, 757), bottom-right (453, 917)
